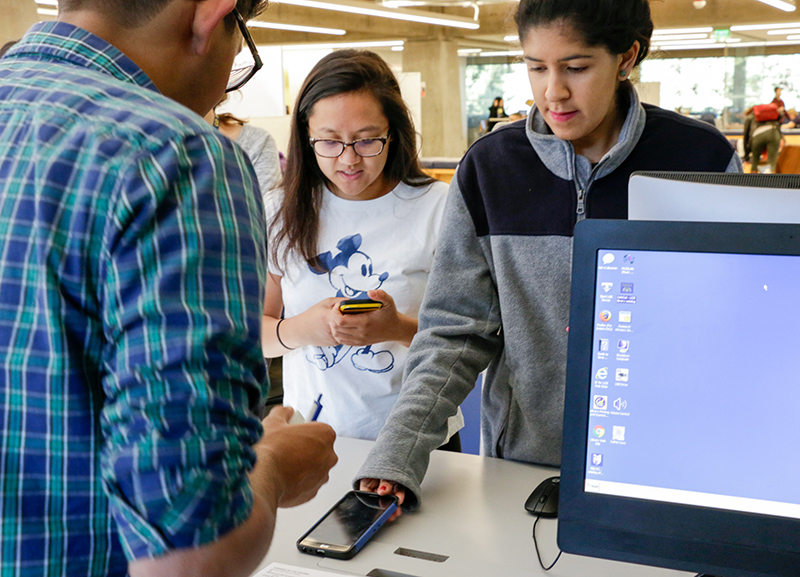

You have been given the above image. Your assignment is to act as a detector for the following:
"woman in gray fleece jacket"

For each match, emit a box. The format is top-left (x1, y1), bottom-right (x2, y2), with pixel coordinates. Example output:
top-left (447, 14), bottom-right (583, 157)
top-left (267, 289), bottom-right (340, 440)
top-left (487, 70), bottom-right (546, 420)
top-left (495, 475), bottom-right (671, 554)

top-left (356, 0), bottom-right (742, 517)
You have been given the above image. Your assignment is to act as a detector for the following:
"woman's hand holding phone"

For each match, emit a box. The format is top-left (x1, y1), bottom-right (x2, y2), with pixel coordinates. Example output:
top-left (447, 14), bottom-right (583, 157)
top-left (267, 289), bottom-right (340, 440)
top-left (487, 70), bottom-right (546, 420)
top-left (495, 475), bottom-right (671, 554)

top-left (359, 477), bottom-right (406, 522)
top-left (285, 297), bottom-right (345, 348)
top-left (330, 290), bottom-right (417, 347)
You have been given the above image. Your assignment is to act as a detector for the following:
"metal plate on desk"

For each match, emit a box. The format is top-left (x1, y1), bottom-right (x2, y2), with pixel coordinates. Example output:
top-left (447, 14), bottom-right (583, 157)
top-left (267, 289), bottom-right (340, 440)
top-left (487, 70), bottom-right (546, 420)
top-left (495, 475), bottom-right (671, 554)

top-left (319, 542), bottom-right (543, 577)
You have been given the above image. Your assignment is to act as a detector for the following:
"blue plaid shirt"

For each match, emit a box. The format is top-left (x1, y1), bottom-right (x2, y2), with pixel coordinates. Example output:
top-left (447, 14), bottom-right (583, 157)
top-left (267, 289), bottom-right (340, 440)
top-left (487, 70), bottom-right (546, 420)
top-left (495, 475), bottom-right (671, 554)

top-left (0, 21), bottom-right (268, 575)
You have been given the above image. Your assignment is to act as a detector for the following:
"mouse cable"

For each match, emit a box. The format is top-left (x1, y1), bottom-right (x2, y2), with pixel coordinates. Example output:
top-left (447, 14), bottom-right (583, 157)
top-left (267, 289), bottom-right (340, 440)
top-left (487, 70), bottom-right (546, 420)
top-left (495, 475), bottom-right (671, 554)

top-left (532, 514), bottom-right (562, 571)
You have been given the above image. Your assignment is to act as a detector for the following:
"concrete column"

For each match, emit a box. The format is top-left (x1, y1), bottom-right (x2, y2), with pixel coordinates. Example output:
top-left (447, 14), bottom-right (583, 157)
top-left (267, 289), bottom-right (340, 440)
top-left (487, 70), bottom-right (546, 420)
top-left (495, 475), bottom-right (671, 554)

top-left (1, 0), bottom-right (39, 44)
top-left (403, 37), bottom-right (467, 159)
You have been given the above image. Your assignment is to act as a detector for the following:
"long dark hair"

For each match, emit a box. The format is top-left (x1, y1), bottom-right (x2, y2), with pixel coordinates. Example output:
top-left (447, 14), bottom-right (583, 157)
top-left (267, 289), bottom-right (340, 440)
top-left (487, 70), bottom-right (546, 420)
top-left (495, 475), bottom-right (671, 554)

top-left (514, 0), bottom-right (652, 67)
top-left (272, 49), bottom-right (433, 272)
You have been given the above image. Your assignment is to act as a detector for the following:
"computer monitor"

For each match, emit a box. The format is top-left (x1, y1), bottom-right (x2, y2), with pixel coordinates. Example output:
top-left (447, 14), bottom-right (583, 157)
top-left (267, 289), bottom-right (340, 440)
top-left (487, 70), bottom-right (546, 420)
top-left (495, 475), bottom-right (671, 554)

top-left (628, 172), bottom-right (800, 223)
top-left (559, 218), bottom-right (800, 577)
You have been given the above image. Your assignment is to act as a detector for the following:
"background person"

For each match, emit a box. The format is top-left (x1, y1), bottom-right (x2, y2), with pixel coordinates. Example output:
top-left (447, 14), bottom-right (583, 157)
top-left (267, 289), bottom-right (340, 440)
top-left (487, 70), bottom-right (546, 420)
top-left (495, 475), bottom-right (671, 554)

top-left (262, 50), bottom-right (462, 446)
top-left (357, 0), bottom-right (741, 518)
top-left (750, 116), bottom-right (783, 173)
top-left (0, 1), bottom-right (337, 576)
top-left (782, 107), bottom-right (798, 129)
top-left (488, 95), bottom-right (508, 130)
top-left (205, 97), bottom-right (283, 198)
top-left (772, 85), bottom-right (786, 112)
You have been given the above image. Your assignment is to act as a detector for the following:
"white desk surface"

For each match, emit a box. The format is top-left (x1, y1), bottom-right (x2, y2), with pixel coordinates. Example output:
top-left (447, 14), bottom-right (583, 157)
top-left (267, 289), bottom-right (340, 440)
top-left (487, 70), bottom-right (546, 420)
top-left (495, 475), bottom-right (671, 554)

top-left (253, 437), bottom-right (692, 577)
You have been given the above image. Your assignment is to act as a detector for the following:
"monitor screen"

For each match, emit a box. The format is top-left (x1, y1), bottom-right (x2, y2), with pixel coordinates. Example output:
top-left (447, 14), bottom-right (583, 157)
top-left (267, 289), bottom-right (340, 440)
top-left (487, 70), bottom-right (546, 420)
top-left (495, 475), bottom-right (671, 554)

top-left (559, 219), bottom-right (800, 577)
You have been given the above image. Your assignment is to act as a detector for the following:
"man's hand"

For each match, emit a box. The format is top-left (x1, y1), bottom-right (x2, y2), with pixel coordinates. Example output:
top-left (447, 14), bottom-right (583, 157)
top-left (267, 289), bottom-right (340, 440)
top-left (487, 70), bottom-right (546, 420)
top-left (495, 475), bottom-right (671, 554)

top-left (253, 406), bottom-right (338, 508)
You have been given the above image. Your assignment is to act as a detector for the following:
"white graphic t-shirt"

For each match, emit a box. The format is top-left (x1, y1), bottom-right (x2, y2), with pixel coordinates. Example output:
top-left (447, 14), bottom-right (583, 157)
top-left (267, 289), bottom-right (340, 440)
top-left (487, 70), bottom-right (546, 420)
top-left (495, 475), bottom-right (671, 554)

top-left (267, 180), bottom-right (451, 439)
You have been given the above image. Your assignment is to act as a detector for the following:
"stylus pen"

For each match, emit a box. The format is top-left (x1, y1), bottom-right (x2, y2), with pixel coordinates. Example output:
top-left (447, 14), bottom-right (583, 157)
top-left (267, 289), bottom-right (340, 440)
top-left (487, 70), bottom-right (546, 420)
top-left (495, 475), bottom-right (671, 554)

top-left (310, 394), bottom-right (323, 422)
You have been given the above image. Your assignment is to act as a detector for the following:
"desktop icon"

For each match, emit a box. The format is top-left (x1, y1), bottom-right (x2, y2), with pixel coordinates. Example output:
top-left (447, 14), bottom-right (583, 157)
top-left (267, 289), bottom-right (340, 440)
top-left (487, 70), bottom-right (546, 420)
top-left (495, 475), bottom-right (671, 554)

top-left (615, 368), bottom-right (629, 382)
top-left (602, 253), bottom-right (615, 265)
top-left (593, 395), bottom-right (608, 410)
top-left (601, 282), bottom-right (613, 293)
top-left (619, 311), bottom-right (632, 323)
top-left (617, 340), bottom-right (630, 353)
top-left (620, 282), bottom-right (634, 294)
top-left (598, 339), bottom-right (609, 352)
top-left (595, 367), bottom-right (609, 380)
top-left (613, 398), bottom-right (627, 411)
top-left (623, 254), bottom-right (634, 264)
top-left (591, 453), bottom-right (603, 466)
top-left (593, 425), bottom-right (605, 438)
top-left (612, 426), bottom-right (626, 441)
top-left (599, 310), bottom-right (612, 322)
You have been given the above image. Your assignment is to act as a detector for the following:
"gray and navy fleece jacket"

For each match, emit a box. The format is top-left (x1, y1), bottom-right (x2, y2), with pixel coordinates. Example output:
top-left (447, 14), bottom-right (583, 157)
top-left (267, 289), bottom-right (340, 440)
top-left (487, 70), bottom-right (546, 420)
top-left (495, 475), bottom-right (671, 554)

top-left (356, 87), bottom-right (742, 509)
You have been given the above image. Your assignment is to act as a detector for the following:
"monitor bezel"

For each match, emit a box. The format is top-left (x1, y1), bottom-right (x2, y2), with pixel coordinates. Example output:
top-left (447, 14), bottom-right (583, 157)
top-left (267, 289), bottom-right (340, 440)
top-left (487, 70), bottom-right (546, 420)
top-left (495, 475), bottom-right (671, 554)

top-left (628, 171), bottom-right (800, 224)
top-left (559, 219), bottom-right (800, 577)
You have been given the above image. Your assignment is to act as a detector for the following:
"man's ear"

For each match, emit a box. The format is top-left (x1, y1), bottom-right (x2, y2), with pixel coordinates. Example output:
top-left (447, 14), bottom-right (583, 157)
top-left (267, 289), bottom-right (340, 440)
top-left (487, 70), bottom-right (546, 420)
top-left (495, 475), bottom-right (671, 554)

top-left (191, 0), bottom-right (238, 56)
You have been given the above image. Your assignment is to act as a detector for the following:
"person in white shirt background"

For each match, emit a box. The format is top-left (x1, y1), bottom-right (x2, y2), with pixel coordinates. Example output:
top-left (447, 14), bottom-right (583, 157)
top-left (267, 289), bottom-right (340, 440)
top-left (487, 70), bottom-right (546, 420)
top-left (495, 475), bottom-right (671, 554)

top-left (261, 49), bottom-right (463, 445)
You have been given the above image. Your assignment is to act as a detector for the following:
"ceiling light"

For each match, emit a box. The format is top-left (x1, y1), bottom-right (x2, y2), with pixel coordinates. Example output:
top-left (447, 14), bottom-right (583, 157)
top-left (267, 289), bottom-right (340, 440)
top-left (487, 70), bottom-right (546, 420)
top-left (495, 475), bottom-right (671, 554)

top-left (657, 43), bottom-right (726, 50)
top-left (652, 27), bottom-right (713, 35)
top-left (478, 50), bottom-right (523, 57)
top-left (457, 48), bottom-right (482, 55)
top-left (731, 21), bottom-right (800, 30)
top-left (36, 7), bottom-right (57, 15)
top-left (391, 46), bottom-right (404, 51)
top-left (787, 34), bottom-right (800, 39)
top-left (248, 21), bottom-right (346, 34)
top-left (34, 0), bottom-right (58, 5)
top-left (753, 0), bottom-right (796, 11)
top-left (650, 33), bottom-right (709, 41)
top-left (657, 37), bottom-right (800, 50)
top-left (270, 0), bottom-right (480, 29)
top-left (282, 40), bottom-right (404, 50)
top-left (767, 27), bottom-right (800, 34)
top-left (504, 35), bottom-right (518, 42)
top-left (653, 38), bottom-right (718, 46)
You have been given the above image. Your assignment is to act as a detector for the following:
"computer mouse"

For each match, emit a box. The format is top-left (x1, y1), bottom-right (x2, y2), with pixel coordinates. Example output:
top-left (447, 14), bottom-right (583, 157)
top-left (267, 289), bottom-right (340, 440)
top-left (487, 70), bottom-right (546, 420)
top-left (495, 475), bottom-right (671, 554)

top-left (524, 476), bottom-right (559, 518)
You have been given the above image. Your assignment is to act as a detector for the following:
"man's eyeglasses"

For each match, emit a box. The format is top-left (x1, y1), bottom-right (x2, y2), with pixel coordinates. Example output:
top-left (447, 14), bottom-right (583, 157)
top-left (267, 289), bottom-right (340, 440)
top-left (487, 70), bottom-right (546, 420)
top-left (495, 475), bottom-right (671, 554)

top-left (309, 137), bottom-right (390, 158)
top-left (227, 8), bottom-right (263, 93)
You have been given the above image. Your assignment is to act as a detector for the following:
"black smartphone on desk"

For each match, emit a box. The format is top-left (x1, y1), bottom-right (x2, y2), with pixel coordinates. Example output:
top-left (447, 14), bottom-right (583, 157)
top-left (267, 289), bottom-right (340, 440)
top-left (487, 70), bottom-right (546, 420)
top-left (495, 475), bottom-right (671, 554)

top-left (297, 491), bottom-right (398, 559)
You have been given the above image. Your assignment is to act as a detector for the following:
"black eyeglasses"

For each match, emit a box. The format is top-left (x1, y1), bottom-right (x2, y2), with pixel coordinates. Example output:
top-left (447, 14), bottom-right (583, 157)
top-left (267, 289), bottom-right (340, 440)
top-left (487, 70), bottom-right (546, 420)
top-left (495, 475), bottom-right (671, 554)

top-left (309, 137), bottom-right (390, 158)
top-left (227, 8), bottom-right (263, 93)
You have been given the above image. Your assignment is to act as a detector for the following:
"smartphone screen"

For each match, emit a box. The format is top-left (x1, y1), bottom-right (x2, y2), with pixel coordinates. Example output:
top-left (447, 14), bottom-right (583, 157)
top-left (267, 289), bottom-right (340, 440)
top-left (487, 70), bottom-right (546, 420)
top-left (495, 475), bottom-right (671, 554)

top-left (297, 491), bottom-right (398, 559)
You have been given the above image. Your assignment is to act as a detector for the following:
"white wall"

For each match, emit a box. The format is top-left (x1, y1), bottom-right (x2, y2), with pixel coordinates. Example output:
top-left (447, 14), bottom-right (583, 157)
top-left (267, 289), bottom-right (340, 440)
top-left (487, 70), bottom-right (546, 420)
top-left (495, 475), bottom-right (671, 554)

top-left (250, 116), bottom-right (292, 154)
top-left (637, 81), bottom-right (661, 107)
top-left (218, 45), bottom-right (285, 118)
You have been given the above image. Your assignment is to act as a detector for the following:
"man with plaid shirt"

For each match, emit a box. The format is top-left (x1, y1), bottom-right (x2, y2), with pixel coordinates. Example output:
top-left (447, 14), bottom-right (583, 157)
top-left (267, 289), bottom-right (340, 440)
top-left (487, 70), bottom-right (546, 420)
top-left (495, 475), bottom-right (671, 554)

top-left (0, 1), bottom-right (336, 575)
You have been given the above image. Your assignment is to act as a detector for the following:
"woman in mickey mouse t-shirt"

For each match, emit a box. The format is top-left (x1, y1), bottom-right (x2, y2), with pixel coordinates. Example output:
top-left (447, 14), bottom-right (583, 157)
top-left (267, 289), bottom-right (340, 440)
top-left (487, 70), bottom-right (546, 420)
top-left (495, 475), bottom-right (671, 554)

top-left (262, 49), bottom-right (462, 442)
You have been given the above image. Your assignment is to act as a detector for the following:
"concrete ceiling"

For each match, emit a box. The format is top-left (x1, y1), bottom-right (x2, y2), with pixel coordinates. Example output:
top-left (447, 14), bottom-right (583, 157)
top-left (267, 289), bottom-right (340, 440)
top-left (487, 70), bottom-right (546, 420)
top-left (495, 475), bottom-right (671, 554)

top-left (4, 0), bottom-right (800, 56)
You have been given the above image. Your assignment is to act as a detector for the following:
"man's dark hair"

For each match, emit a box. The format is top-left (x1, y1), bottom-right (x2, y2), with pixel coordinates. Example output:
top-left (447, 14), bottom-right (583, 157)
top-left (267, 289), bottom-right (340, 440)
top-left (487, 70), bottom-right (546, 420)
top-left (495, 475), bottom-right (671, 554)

top-left (514, 0), bottom-right (653, 67)
top-left (59, 0), bottom-right (267, 28)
